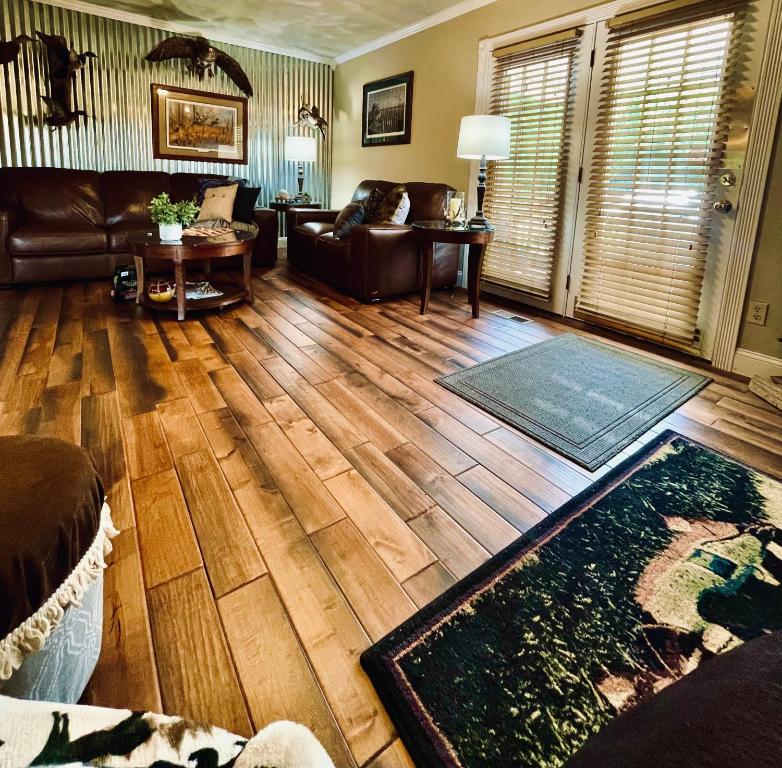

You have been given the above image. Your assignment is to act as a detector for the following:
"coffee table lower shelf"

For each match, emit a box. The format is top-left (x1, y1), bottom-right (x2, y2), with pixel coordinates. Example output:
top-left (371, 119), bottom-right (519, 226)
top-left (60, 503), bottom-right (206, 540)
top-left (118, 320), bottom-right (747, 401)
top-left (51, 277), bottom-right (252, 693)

top-left (139, 280), bottom-right (249, 318)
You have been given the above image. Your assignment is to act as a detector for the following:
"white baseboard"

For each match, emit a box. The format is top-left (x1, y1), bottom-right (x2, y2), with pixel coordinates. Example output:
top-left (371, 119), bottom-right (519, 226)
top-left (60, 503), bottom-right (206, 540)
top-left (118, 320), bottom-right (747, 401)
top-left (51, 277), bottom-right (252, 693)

top-left (732, 347), bottom-right (782, 377)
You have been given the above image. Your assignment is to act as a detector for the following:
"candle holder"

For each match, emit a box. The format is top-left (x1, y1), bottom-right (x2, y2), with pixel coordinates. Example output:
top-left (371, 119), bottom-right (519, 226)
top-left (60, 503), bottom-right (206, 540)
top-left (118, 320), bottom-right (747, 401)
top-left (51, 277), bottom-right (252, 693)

top-left (444, 191), bottom-right (466, 228)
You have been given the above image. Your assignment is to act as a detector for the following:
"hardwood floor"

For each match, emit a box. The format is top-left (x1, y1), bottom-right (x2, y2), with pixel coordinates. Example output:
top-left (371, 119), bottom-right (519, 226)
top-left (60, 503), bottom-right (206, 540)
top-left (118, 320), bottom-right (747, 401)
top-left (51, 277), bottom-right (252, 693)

top-left (1, 264), bottom-right (780, 768)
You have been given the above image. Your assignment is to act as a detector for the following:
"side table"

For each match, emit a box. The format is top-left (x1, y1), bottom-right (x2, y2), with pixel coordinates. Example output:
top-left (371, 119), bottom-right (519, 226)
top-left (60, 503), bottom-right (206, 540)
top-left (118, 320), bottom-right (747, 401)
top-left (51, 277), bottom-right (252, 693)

top-left (269, 200), bottom-right (322, 237)
top-left (412, 220), bottom-right (495, 318)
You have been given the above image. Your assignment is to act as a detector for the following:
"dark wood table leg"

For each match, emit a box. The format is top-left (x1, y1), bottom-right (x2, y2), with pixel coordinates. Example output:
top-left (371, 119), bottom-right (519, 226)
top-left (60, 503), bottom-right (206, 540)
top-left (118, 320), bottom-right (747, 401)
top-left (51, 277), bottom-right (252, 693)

top-left (467, 243), bottom-right (486, 318)
top-left (243, 247), bottom-right (253, 303)
top-left (420, 240), bottom-right (434, 315)
top-left (133, 255), bottom-right (144, 305)
top-left (174, 261), bottom-right (186, 321)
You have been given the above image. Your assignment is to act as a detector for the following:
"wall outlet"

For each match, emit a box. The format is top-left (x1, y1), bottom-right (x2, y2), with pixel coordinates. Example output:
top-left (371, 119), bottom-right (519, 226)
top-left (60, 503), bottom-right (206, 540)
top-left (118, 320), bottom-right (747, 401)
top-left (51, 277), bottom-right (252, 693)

top-left (748, 300), bottom-right (769, 326)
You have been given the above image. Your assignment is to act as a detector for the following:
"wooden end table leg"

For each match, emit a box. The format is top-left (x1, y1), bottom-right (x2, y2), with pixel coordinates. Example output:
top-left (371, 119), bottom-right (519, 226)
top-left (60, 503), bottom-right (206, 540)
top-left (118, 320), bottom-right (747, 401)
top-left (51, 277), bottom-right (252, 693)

top-left (420, 240), bottom-right (434, 315)
top-left (133, 255), bottom-right (144, 305)
top-left (467, 243), bottom-right (486, 319)
top-left (174, 261), bottom-right (186, 321)
top-left (243, 247), bottom-right (253, 303)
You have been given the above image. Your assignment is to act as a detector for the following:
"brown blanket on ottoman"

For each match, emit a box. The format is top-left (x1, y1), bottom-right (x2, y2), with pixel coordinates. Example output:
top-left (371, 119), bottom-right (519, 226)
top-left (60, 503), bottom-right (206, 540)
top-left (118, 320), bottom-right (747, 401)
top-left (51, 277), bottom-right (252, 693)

top-left (0, 436), bottom-right (112, 680)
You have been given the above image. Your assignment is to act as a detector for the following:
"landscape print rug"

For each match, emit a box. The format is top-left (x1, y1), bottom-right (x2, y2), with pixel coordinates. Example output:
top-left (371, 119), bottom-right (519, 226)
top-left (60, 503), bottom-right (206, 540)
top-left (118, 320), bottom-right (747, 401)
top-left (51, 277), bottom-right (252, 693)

top-left (361, 431), bottom-right (782, 768)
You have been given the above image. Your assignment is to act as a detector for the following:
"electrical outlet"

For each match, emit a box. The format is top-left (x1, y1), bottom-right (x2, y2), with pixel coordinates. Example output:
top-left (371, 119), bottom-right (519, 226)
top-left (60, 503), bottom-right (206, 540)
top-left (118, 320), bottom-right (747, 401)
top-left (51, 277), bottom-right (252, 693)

top-left (748, 300), bottom-right (769, 326)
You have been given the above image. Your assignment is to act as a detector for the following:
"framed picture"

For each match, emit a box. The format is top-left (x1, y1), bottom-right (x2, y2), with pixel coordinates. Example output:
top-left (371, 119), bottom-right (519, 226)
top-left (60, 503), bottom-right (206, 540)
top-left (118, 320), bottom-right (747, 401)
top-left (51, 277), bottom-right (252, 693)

top-left (362, 71), bottom-right (414, 147)
top-left (151, 84), bottom-right (247, 164)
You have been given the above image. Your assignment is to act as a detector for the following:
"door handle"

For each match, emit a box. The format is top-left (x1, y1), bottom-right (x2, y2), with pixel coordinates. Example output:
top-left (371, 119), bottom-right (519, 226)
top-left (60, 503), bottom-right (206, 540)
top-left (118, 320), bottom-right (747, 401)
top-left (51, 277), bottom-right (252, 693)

top-left (713, 199), bottom-right (733, 213)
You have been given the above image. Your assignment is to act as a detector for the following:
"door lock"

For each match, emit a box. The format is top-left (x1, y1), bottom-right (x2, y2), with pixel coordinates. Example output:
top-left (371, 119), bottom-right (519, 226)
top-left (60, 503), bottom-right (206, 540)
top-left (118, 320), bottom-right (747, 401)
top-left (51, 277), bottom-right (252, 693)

top-left (713, 199), bottom-right (733, 213)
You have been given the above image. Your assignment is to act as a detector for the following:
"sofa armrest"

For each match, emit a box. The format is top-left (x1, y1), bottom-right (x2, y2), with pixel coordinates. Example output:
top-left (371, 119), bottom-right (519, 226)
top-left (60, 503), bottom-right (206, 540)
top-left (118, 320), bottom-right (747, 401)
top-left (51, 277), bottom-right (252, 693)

top-left (287, 207), bottom-right (340, 231)
top-left (0, 206), bottom-right (18, 285)
top-left (252, 208), bottom-right (278, 267)
top-left (349, 224), bottom-right (416, 301)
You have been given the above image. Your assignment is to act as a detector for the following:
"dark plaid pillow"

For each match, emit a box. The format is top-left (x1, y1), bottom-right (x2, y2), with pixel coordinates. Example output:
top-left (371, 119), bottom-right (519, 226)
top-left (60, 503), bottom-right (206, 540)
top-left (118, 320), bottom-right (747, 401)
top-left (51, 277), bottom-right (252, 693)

top-left (333, 201), bottom-right (365, 238)
top-left (232, 186), bottom-right (261, 224)
top-left (367, 184), bottom-right (407, 224)
top-left (362, 187), bottom-right (386, 224)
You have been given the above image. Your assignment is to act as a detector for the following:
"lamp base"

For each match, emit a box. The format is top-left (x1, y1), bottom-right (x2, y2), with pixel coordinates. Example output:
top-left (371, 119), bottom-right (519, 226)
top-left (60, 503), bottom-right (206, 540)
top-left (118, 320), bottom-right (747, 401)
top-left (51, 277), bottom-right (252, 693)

top-left (468, 213), bottom-right (491, 229)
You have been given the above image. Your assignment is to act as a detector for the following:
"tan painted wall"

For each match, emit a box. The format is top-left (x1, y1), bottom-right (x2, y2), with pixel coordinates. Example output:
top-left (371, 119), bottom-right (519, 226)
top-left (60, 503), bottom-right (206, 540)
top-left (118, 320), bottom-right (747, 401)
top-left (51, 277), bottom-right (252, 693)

top-left (331, 0), bottom-right (782, 361)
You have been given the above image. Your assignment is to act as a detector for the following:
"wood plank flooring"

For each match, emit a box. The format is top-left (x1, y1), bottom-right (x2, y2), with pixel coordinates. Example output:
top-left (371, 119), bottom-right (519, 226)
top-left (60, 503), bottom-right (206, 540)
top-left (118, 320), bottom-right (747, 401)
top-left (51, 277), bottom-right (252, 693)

top-left (1, 262), bottom-right (780, 768)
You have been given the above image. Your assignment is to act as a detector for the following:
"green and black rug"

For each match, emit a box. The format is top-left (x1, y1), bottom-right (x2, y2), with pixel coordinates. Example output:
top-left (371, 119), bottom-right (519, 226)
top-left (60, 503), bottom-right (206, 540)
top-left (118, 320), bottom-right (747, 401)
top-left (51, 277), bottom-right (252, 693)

top-left (361, 431), bottom-right (782, 768)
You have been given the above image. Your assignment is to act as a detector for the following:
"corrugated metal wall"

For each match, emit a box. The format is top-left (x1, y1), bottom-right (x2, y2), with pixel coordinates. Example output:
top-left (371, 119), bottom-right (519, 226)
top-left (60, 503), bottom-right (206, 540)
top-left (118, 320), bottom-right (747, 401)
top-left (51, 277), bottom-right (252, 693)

top-left (0, 0), bottom-right (333, 206)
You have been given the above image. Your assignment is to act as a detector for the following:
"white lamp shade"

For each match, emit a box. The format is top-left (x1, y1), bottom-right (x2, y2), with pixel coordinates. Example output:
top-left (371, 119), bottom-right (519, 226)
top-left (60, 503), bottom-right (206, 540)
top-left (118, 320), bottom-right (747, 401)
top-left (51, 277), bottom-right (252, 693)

top-left (457, 115), bottom-right (511, 160)
top-left (284, 135), bottom-right (317, 162)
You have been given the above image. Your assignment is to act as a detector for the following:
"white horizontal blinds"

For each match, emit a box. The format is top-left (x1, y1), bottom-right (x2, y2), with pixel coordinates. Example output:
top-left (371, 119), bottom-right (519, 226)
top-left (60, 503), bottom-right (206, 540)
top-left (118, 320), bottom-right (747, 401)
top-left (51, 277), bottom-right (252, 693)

top-left (483, 31), bottom-right (582, 299)
top-left (576, 1), bottom-right (746, 346)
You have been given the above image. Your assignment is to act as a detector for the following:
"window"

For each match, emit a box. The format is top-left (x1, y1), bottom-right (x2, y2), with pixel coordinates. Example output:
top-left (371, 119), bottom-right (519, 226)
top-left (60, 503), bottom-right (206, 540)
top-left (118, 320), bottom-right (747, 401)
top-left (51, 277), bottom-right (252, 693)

top-left (482, 31), bottom-right (582, 300)
top-left (574, 2), bottom-right (746, 346)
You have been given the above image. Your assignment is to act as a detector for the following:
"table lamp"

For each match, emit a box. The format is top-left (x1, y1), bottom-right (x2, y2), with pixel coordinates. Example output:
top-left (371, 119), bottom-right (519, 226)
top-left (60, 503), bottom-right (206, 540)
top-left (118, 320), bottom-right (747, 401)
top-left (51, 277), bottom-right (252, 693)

top-left (284, 135), bottom-right (317, 200)
top-left (457, 114), bottom-right (511, 228)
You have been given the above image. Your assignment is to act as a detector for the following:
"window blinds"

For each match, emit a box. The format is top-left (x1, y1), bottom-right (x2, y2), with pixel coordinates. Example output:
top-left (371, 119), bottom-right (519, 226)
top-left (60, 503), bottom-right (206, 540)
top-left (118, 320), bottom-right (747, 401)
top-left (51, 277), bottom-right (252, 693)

top-left (483, 31), bottom-right (582, 299)
top-left (575, 1), bottom-right (745, 346)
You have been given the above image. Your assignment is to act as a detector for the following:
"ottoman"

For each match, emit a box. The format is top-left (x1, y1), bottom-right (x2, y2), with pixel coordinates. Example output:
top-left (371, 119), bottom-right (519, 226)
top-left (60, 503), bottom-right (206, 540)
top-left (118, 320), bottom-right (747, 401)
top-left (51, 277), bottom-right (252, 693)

top-left (0, 436), bottom-right (116, 703)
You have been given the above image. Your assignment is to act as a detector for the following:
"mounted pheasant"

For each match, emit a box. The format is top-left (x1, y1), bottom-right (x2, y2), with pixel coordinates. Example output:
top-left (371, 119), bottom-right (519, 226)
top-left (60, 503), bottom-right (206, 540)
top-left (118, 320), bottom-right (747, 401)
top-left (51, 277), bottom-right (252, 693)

top-left (145, 35), bottom-right (253, 98)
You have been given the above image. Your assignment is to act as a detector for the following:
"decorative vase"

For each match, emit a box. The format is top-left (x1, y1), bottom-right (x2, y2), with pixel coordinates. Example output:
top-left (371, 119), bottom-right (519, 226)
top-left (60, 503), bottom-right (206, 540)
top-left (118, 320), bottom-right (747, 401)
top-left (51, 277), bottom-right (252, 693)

top-left (159, 222), bottom-right (183, 242)
top-left (148, 280), bottom-right (174, 303)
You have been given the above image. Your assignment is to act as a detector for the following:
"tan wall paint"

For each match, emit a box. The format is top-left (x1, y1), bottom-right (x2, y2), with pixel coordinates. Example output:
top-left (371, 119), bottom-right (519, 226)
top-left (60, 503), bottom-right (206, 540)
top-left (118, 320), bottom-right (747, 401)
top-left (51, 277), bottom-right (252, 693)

top-left (737, 116), bottom-right (782, 360)
top-left (332, 0), bottom-right (782, 361)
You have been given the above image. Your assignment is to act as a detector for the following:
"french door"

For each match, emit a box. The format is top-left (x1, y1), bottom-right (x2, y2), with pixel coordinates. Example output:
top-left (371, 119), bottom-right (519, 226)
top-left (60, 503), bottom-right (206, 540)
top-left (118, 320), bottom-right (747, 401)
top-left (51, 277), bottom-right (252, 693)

top-left (481, 0), bottom-right (770, 360)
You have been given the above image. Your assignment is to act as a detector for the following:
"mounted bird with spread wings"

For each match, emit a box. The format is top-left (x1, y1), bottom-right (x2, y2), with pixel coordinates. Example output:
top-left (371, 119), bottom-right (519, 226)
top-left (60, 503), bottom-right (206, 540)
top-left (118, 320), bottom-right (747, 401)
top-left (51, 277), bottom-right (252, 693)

top-left (35, 31), bottom-right (97, 128)
top-left (0, 34), bottom-right (34, 66)
top-left (145, 36), bottom-right (253, 98)
top-left (293, 99), bottom-right (328, 139)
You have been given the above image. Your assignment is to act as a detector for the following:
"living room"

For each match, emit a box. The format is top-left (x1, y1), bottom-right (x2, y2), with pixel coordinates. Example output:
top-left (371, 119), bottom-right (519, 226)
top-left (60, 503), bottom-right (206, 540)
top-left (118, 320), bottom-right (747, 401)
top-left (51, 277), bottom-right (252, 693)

top-left (1, 0), bottom-right (781, 765)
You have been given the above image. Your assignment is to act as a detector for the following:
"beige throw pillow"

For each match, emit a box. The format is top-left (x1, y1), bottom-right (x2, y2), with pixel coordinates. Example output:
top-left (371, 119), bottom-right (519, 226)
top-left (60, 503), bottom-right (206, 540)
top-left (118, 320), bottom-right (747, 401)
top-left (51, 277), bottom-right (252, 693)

top-left (196, 183), bottom-right (238, 224)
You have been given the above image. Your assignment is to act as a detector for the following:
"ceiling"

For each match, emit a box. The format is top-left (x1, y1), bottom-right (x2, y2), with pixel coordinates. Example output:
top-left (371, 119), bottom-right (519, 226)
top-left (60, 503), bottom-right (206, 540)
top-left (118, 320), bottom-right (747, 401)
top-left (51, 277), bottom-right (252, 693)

top-left (68, 0), bottom-right (479, 61)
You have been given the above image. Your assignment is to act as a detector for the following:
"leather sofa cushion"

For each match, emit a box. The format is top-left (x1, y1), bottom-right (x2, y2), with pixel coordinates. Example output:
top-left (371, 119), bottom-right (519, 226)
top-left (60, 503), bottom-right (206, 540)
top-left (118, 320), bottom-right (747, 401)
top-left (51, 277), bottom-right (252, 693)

top-left (1, 167), bottom-right (104, 226)
top-left (9, 223), bottom-right (108, 255)
top-left (170, 172), bottom-right (226, 203)
top-left (108, 224), bottom-right (149, 253)
top-left (103, 171), bottom-right (170, 227)
top-left (296, 221), bottom-right (335, 240)
top-left (315, 232), bottom-right (352, 292)
top-left (405, 182), bottom-right (449, 223)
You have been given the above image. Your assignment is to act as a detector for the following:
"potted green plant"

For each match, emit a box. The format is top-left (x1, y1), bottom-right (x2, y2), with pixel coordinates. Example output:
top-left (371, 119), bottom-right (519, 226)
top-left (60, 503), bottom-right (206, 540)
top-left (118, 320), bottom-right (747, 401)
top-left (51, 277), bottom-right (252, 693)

top-left (148, 193), bottom-right (200, 242)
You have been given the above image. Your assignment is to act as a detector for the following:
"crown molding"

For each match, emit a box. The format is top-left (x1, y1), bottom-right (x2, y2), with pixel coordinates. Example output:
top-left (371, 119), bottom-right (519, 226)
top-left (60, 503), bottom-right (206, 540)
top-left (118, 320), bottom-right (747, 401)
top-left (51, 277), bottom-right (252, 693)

top-left (334, 0), bottom-right (499, 64)
top-left (31, 0), bottom-right (336, 65)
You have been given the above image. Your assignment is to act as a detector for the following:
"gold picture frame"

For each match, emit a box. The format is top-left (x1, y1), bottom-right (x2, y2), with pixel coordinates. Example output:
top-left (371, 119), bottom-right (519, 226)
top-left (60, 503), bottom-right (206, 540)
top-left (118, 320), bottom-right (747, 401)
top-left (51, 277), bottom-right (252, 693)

top-left (151, 83), bottom-right (247, 164)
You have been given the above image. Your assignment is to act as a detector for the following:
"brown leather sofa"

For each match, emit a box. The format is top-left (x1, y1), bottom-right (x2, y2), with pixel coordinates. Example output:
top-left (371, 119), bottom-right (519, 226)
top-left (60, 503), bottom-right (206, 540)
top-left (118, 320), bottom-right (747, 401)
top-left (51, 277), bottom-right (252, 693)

top-left (287, 180), bottom-right (459, 302)
top-left (0, 167), bottom-right (278, 286)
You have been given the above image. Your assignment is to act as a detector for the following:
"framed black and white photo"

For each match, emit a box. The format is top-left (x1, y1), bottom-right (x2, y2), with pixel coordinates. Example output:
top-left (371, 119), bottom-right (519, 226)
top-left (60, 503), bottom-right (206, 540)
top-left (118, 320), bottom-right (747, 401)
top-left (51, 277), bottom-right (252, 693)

top-left (362, 71), bottom-right (414, 147)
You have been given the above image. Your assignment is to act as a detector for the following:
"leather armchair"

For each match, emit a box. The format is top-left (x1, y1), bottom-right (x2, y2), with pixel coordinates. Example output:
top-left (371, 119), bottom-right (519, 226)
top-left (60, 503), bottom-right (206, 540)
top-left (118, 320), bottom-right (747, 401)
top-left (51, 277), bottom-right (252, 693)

top-left (286, 180), bottom-right (459, 303)
top-left (0, 207), bottom-right (18, 286)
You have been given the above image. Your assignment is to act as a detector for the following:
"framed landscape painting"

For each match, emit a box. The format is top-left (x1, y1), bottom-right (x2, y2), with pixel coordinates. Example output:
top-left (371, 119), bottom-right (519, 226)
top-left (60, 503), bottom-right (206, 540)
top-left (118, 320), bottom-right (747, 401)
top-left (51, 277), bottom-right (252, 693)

top-left (362, 71), bottom-right (414, 147)
top-left (151, 84), bottom-right (247, 164)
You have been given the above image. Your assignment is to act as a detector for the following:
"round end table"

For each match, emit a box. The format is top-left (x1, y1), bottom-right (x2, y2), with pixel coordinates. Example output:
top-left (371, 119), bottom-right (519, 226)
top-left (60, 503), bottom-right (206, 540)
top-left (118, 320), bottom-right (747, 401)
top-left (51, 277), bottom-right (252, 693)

top-left (412, 220), bottom-right (495, 318)
top-left (128, 230), bottom-right (256, 321)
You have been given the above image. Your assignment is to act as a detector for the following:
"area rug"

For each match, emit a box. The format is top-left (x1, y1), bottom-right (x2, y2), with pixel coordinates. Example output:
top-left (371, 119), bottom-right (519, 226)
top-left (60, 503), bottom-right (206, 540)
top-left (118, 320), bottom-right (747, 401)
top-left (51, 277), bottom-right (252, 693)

top-left (361, 431), bottom-right (782, 768)
top-left (437, 334), bottom-right (709, 470)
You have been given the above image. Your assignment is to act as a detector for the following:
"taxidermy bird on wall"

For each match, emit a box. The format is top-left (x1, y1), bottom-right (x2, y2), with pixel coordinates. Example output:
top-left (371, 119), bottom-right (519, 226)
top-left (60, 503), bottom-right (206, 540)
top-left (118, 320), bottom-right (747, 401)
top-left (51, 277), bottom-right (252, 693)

top-left (294, 99), bottom-right (328, 139)
top-left (0, 34), bottom-right (34, 66)
top-left (35, 31), bottom-right (97, 128)
top-left (145, 36), bottom-right (253, 98)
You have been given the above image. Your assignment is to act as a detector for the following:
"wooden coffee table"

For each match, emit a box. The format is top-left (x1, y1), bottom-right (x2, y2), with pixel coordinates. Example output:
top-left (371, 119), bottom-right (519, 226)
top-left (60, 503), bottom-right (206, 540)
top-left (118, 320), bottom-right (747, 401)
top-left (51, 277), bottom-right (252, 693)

top-left (128, 230), bottom-right (256, 321)
top-left (412, 220), bottom-right (495, 318)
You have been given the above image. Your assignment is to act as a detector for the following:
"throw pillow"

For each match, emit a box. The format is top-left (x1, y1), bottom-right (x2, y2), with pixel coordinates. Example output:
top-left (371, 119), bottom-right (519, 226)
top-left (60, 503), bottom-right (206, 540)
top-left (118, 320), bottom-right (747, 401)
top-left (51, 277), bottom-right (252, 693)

top-left (390, 191), bottom-right (411, 224)
top-left (197, 178), bottom-right (244, 204)
top-left (333, 201), bottom-right (365, 238)
top-left (368, 184), bottom-right (407, 224)
top-left (362, 187), bottom-right (386, 223)
top-left (197, 183), bottom-right (239, 224)
top-left (233, 186), bottom-right (261, 224)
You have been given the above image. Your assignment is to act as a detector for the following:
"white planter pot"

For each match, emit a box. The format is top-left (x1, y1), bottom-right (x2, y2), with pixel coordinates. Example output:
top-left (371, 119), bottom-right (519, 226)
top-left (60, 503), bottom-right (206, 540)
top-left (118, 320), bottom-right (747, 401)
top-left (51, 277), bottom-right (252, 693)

top-left (158, 222), bottom-right (183, 242)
